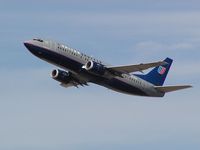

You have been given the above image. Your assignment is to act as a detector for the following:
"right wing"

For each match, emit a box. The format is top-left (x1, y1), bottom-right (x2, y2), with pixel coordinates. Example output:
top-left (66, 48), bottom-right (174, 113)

top-left (107, 60), bottom-right (167, 75)
top-left (154, 85), bottom-right (192, 93)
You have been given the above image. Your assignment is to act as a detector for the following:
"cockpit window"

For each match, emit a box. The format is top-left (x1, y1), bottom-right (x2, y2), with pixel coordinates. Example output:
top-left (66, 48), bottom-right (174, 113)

top-left (33, 38), bottom-right (43, 42)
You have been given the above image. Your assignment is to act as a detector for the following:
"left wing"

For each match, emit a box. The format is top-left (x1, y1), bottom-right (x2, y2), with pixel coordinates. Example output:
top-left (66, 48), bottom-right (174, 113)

top-left (51, 69), bottom-right (89, 88)
top-left (107, 60), bottom-right (167, 74)
top-left (60, 81), bottom-right (88, 88)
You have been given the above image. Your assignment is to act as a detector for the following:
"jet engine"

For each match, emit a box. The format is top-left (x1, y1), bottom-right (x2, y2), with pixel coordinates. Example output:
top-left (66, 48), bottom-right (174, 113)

top-left (51, 69), bottom-right (72, 84)
top-left (84, 60), bottom-right (106, 75)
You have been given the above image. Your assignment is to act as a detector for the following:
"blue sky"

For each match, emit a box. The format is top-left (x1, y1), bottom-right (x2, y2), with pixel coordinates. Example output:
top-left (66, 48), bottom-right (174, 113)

top-left (0, 0), bottom-right (200, 150)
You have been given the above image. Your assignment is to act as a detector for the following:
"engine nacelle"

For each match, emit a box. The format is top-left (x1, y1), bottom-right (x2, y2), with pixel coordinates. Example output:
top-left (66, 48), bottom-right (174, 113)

top-left (51, 69), bottom-right (72, 84)
top-left (85, 60), bottom-right (106, 75)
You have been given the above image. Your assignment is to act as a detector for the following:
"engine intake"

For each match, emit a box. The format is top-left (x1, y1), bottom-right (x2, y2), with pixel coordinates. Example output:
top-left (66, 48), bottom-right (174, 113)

top-left (85, 60), bottom-right (106, 75)
top-left (51, 69), bottom-right (72, 84)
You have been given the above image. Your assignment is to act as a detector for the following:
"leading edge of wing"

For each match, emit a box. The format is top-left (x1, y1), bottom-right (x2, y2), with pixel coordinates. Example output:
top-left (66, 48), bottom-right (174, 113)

top-left (106, 60), bottom-right (167, 74)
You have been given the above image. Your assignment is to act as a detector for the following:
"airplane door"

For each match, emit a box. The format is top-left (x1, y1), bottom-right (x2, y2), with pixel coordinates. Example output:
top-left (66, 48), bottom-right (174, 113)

top-left (43, 40), bottom-right (49, 49)
top-left (50, 41), bottom-right (56, 50)
top-left (56, 43), bottom-right (64, 65)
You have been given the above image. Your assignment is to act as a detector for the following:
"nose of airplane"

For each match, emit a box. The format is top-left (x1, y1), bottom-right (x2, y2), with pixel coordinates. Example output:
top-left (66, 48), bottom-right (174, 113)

top-left (24, 40), bottom-right (44, 57)
top-left (24, 41), bottom-right (31, 49)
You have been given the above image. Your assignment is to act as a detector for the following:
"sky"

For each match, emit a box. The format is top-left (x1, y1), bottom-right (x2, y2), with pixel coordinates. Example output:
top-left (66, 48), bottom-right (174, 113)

top-left (0, 0), bottom-right (200, 150)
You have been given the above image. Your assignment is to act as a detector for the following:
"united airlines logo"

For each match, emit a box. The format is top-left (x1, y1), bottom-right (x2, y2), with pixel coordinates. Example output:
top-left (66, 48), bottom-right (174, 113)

top-left (158, 66), bottom-right (166, 75)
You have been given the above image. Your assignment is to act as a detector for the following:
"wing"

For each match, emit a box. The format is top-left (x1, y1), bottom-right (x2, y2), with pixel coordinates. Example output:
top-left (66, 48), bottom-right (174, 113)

top-left (51, 69), bottom-right (89, 88)
top-left (59, 75), bottom-right (89, 88)
top-left (154, 85), bottom-right (192, 93)
top-left (60, 81), bottom-right (88, 88)
top-left (107, 60), bottom-right (167, 74)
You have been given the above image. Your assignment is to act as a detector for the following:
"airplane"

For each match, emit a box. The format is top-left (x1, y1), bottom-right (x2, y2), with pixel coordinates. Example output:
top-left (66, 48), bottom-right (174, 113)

top-left (24, 38), bottom-right (192, 97)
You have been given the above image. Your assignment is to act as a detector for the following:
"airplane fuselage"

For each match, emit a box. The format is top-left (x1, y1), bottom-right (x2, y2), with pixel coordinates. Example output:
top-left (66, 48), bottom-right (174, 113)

top-left (24, 39), bottom-right (165, 97)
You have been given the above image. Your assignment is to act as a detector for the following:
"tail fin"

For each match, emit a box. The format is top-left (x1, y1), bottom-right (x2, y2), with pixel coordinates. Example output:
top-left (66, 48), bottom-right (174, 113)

top-left (135, 58), bottom-right (173, 86)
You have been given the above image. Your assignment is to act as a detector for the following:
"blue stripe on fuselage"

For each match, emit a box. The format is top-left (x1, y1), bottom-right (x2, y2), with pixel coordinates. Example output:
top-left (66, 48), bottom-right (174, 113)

top-left (99, 78), bottom-right (148, 96)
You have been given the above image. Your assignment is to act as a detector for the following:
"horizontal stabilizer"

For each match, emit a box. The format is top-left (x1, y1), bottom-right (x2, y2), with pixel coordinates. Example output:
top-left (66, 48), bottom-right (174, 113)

top-left (154, 85), bottom-right (192, 93)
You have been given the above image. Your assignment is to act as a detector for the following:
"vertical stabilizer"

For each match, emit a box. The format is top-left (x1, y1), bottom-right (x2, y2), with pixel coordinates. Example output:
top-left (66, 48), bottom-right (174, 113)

top-left (135, 58), bottom-right (173, 86)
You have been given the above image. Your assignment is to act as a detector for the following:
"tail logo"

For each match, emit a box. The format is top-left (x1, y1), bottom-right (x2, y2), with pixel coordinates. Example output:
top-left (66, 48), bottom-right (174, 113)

top-left (158, 66), bottom-right (166, 75)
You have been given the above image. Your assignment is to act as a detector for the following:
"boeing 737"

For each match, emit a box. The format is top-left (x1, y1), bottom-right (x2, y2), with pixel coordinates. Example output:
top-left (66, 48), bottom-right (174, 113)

top-left (24, 38), bottom-right (192, 97)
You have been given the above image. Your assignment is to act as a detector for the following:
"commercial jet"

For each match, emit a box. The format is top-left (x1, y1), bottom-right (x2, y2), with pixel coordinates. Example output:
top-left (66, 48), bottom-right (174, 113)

top-left (24, 38), bottom-right (192, 97)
